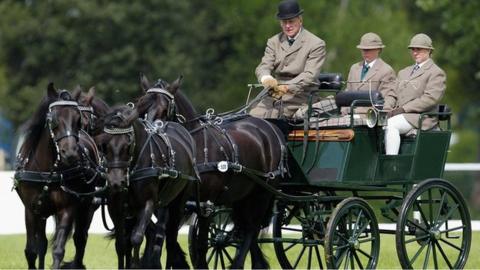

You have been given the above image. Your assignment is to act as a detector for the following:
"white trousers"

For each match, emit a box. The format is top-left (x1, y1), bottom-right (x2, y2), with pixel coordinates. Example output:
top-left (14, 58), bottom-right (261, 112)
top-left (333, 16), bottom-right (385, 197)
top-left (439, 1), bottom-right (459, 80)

top-left (385, 114), bottom-right (414, 155)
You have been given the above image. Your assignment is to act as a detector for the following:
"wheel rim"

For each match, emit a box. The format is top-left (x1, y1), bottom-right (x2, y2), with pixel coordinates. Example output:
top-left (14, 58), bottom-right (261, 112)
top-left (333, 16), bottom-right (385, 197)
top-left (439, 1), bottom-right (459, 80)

top-left (273, 201), bottom-right (327, 269)
top-left (189, 208), bottom-right (239, 269)
top-left (396, 180), bottom-right (471, 269)
top-left (325, 198), bottom-right (380, 269)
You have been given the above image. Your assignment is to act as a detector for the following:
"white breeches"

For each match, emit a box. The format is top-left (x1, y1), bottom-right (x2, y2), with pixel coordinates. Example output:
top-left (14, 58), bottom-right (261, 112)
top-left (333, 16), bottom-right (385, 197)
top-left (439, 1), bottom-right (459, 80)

top-left (384, 114), bottom-right (414, 155)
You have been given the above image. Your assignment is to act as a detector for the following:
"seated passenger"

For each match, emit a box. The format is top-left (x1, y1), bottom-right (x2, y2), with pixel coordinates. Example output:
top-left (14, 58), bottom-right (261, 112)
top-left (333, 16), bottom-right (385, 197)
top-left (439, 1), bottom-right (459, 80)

top-left (385, 33), bottom-right (446, 155)
top-left (344, 32), bottom-right (396, 114)
top-left (249, 0), bottom-right (326, 119)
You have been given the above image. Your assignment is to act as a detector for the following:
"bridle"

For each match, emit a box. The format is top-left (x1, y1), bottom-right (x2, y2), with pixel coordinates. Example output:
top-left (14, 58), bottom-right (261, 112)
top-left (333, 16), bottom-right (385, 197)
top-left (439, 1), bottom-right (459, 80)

top-left (46, 100), bottom-right (80, 167)
top-left (146, 88), bottom-right (178, 121)
top-left (102, 125), bottom-right (136, 187)
top-left (78, 105), bottom-right (97, 133)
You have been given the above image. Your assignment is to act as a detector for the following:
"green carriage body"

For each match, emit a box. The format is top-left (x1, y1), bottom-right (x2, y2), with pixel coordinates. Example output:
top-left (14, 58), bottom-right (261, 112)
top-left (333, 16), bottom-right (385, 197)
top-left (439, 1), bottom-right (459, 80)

top-left (286, 124), bottom-right (451, 188)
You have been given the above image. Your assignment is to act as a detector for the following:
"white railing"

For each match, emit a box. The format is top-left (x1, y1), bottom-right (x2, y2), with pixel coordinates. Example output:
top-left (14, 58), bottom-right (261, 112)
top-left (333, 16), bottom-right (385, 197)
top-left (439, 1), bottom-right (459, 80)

top-left (1, 164), bottom-right (479, 234)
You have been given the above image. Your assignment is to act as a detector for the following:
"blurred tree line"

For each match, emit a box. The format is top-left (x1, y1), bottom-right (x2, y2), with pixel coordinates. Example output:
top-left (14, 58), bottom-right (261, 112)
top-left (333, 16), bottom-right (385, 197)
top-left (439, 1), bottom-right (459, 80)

top-left (0, 0), bottom-right (478, 162)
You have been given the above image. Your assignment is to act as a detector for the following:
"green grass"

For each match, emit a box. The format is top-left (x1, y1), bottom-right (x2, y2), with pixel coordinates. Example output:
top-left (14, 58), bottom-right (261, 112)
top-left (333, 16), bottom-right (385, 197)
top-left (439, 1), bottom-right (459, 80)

top-left (1, 232), bottom-right (479, 269)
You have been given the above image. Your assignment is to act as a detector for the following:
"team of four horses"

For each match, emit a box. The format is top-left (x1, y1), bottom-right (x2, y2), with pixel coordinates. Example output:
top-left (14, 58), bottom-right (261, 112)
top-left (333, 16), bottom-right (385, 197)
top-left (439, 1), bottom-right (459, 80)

top-left (14, 73), bottom-right (291, 269)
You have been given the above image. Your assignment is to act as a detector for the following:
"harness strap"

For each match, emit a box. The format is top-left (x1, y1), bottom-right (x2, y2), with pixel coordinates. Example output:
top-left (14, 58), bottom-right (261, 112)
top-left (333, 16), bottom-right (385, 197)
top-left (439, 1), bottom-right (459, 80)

top-left (130, 167), bottom-right (198, 182)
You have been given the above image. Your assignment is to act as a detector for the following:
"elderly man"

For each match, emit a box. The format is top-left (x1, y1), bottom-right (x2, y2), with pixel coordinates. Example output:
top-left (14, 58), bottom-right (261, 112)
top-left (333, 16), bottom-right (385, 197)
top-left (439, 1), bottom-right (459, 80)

top-left (249, 0), bottom-right (326, 119)
top-left (345, 32), bottom-right (396, 112)
top-left (385, 33), bottom-right (446, 155)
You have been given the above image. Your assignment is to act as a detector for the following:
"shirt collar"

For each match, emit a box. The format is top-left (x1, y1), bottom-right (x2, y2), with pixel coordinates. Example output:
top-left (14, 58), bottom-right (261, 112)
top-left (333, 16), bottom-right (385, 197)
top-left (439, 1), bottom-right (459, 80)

top-left (288, 28), bottom-right (303, 42)
top-left (364, 59), bottom-right (377, 68)
top-left (416, 58), bottom-right (430, 68)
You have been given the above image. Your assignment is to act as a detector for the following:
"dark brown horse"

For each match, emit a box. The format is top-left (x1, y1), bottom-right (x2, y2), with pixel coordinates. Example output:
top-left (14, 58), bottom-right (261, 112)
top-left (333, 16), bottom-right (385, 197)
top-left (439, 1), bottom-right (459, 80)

top-left (15, 83), bottom-right (101, 269)
top-left (136, 75), bottom-right (288, 269)
top-left (95, 105), bottom-right (198, 269)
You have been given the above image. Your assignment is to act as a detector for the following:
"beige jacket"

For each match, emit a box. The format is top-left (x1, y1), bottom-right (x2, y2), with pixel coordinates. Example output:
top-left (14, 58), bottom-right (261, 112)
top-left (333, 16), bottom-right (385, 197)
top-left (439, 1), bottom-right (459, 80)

top-left (396, 59), bottom-right (446, 129)
top-left (346, 58), bottom-right (397, 110)
top-left (255, 28), bottom-right (326, 94)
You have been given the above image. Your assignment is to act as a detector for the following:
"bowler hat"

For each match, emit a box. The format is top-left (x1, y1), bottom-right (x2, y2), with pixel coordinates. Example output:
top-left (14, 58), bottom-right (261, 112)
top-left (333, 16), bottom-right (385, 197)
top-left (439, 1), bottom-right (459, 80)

top-left (408, 33), bottom-right (434, 50)
top-left (356, 32), bottom-right (385, 49)
top-left (277, 0), bottom-right (304, 20)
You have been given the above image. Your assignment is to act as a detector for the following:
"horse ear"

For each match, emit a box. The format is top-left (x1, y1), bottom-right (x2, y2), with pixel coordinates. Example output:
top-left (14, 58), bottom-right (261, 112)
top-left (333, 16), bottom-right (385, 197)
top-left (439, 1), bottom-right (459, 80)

top-left (47, 82), bottom-right (58, 99)
top-left (170, 75), bottom-right (183, 94)
top-left (85, 87), bottom-right (96, 105)
top-left (72, 85), bottom-right (82, 100)
top-left (140, 73), bottom-right (150, 92)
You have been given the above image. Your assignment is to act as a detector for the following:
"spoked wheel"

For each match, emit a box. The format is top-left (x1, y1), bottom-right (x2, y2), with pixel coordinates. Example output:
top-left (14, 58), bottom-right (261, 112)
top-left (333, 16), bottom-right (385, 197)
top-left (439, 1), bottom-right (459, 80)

top-left (272, 198), bottom-right (331, 269)
top-left (188, 207), bottom-right (239, 269)
top-left (396, 178), bottom-right (471, 269)
top-left (325, 197), bottom-right (380, 269)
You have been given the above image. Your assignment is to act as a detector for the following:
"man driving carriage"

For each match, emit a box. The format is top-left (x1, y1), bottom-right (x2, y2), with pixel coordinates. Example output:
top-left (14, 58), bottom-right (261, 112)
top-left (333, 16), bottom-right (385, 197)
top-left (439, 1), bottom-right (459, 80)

top-left (249, 0), bottom-right (326, 119)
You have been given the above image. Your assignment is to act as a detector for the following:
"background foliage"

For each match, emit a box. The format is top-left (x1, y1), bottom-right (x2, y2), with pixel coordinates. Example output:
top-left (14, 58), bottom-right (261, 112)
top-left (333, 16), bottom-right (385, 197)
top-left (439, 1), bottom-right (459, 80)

top-left (0, 0), bottom-right (478, 161)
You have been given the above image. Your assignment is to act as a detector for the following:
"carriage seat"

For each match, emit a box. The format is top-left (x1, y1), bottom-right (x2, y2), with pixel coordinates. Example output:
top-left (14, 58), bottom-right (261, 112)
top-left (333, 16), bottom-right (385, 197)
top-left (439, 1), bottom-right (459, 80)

top-left (334, 90), bottom-right (384, 108)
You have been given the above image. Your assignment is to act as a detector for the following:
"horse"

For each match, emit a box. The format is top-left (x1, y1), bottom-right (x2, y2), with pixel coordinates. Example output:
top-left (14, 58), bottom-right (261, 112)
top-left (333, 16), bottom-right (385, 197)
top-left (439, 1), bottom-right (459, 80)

top-left (14, 83), bottom-right (102, 269)
top-left (136, 74), bottom-right (288, 269)
top-left (95, 105), bottom-right (198, 269)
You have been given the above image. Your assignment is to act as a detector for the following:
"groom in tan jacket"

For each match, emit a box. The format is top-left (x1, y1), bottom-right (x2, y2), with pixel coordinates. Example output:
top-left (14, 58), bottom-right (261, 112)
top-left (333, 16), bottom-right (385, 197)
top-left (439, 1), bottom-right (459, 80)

top-left (250, 0), bottom-right (326, 118)
top-left (345, 32), bottom-right (397, 111)
top-left (385, 33), bottom-right (446, 155)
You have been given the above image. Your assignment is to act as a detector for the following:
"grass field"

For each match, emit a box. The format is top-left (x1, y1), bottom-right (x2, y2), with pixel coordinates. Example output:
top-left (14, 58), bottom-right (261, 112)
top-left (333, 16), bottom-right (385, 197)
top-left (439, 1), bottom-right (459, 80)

top-left (1, 232), bottom-right (479, 269)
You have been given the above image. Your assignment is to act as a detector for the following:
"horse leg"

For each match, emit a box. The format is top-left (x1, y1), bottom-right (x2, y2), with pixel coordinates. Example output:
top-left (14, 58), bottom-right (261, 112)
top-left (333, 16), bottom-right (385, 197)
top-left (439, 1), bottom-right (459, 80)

top-left (63, 201), bottom-right (95, 269)
top-left (24, 209), bottom-right (38, 269)
top-left (143, 207), bottom-right (168, 269)
top-left (51, 209), bottom-right (74, 269)
top-left (140, 219), bottom-right (157, 268)
top-left (249, 231), bottom-right (269, 269)
top-left (231, 230), bottom-right (254, 269)
top-left (130, 200), bottom-right (155, 268)
top-left (165, 201), bottom-right (189, 269)
top-left (36, 218), bottom-right (48, 270)
top-left (192, 215), bottom-right (210, 269)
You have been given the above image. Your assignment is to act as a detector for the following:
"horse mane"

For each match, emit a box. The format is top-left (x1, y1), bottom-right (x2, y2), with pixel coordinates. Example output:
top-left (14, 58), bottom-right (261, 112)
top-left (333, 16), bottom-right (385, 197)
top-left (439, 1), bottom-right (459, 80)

top-left (135, 93), bottom-right (156, 118)
top-left (175, 90), bottom-right (198, 120)
top-left (103, 105), bottom-right (138, 129)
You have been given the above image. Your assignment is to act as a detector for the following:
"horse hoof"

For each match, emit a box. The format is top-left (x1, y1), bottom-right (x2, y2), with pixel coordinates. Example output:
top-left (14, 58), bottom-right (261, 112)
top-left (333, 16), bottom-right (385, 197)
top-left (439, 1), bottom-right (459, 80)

top-left (61, 261), bottom-right (86, 269)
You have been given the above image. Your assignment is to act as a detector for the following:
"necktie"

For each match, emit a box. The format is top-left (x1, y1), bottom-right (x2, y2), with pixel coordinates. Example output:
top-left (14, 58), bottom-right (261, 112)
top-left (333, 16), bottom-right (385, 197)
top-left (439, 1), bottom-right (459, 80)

top-left (410, 64), bottom-right (420, 76)
top-left (360, 64), bottom-right (370, 81)
top-left (288, 38), bottom-right (294, 46)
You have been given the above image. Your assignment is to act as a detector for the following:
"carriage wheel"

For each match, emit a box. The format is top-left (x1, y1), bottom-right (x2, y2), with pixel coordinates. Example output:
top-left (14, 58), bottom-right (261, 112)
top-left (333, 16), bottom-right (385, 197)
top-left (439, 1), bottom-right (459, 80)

top-left (188, 207), bottom-right (238, 269)
top-left (272, 199), bottom-right (330, 269)
top-left (324, 197), bottom-right (380, 269)
top-left (396, 178), bottom-right (471, 269)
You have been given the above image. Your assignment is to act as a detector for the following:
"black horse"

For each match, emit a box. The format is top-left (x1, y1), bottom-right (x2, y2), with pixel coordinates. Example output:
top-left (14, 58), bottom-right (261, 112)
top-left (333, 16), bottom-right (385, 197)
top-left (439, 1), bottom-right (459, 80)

top-left (15, 83), bottom-right (102, 269)
top-left (95, 105), bottom-right (198, 269)
top-left (136, 75), bottom-right (288, 269)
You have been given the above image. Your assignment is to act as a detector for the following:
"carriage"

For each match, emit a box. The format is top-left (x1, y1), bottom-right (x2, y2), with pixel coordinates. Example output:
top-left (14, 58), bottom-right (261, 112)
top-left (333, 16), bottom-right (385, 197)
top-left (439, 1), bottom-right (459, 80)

top-left (188, 74), bottom-right (471, 269)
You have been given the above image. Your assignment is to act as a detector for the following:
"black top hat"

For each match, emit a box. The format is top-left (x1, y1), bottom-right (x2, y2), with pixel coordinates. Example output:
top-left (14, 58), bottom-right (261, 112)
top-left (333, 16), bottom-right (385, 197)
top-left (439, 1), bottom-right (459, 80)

top-left (276, 0), bottom-right (304, 20)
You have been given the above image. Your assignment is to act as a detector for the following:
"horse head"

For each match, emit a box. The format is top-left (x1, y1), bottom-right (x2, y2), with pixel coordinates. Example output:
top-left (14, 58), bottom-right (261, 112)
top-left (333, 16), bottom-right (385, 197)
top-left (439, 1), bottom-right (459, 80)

top-left (73, 85), bottom-right (110, 135)
top-left (137, 73), bottom-right (183, 122)
top-left (45, 83), bottom-right (83, 166)
top-left (96, 105), bottom-right (138, 191)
